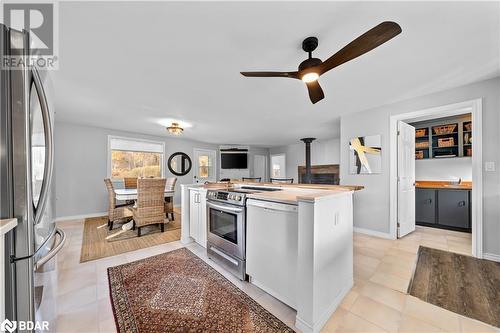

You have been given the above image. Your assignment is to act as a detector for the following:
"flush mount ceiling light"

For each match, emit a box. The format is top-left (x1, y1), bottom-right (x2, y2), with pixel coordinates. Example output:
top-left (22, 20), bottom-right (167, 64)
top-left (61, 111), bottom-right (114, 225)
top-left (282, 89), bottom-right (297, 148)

top-left (166, 122), bottom-right (183, 135)
top-left (241, 21), bottom-right (402, 104)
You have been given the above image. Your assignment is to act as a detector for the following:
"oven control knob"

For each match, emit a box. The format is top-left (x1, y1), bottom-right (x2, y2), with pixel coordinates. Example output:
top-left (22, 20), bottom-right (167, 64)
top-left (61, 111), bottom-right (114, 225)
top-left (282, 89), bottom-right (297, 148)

top-left (235, 195), bottom-right (241, 201)
top-left (228, 194), bottom-right (233, 200)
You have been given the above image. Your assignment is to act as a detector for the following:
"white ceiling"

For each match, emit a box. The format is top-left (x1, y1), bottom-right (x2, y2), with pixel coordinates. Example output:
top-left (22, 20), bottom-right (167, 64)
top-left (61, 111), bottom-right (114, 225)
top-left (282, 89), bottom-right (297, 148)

top-left (53, 1), bottom-right (500, 147)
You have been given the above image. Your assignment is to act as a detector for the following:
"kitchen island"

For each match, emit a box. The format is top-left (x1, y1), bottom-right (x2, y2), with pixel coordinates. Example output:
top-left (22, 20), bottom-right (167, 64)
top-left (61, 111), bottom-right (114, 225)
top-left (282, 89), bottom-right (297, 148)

top-left (181, 182), bottom-right (362, 333)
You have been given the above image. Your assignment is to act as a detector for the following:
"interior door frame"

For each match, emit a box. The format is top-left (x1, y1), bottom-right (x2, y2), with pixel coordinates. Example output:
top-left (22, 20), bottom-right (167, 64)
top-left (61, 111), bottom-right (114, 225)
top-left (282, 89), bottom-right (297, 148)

top-left (193, 148), bottom-right (217, 183)
top-left (389, 99), bottom-right (483, 258)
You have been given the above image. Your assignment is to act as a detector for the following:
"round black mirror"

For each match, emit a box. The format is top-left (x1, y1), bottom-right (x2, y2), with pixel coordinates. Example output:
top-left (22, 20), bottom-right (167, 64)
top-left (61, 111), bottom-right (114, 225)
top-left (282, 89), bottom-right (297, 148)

top-left (167, 152), bottom-right (192, 176)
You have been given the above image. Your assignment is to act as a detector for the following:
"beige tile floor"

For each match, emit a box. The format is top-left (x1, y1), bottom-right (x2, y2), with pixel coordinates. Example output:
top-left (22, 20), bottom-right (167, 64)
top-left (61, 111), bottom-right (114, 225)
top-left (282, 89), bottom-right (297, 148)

top-left (56, 221), bottom-right (498, 333)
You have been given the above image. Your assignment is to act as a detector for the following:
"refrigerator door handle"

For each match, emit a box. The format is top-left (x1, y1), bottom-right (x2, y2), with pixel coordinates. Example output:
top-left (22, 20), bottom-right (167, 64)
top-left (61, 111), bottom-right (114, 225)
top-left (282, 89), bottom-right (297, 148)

top-left (34, 228), bottom-right (66, 270)
top-left (31, 66), bottom-right (54, 225)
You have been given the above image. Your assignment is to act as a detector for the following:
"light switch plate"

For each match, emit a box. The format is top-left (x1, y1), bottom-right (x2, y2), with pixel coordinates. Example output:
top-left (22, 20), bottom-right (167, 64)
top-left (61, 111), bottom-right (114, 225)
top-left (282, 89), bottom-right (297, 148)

top-left (485, 161), bottom-right (495, 172)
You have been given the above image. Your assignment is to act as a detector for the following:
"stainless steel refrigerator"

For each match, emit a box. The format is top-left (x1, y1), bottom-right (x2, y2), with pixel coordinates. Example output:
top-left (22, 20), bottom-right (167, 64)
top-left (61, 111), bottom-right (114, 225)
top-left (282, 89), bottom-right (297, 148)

top-left (1, 24), bottom-right (65, 332)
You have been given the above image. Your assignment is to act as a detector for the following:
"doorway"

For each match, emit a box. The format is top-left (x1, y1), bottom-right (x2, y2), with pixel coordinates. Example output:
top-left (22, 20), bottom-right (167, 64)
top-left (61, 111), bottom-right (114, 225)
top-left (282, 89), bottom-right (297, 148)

top-left (193, 148), bottom-right (217, 183)
top-left (270, 154), bottom-right (286, 178)
top-left (390, 99), bottom-right (482, 258)
top-left (253, 155), bottom-right (267, 182)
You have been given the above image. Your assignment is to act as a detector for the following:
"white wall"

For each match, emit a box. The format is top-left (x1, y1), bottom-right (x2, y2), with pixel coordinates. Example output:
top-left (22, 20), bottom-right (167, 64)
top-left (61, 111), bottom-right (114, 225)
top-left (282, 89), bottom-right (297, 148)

top-left (55, 122), bottom-right (219, 219)
top-left (415, 158), bottom-right (472, 181)
top-left (269, 138), bottom-right (340, 183)
top-left (219, 147), bottom-right (270, 181)
top-left (340, 77), bottom-right (500, 257)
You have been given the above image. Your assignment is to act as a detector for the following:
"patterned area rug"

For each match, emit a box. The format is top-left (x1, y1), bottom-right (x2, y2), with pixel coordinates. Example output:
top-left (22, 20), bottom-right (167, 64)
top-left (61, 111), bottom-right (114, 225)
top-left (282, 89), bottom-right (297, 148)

top-left (80, 212), bottom-right (181, 263)
top-left (409, 246), bottom-right (500, 328)
top-left (108, 248), bottom-right (295, 333)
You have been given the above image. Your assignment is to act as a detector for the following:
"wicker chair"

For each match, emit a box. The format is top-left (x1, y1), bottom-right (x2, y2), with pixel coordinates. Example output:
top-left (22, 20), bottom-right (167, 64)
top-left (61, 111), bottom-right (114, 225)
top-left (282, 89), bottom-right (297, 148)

top-left (132, 178), bottom-right (167, 237)
top-left (242, 177), bottom-right (261, 182)
top-left (270, 177), bottom-right (294, 184)
top-left (104, 179), bottom-right (133, 230)
top-left (164, 177), bottom-right (177, 221)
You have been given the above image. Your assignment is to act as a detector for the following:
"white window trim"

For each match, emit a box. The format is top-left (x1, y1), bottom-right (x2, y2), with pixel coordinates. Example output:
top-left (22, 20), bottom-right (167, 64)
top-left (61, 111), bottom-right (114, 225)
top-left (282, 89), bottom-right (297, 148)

top-left (107, 135), bottom-right (166, 178)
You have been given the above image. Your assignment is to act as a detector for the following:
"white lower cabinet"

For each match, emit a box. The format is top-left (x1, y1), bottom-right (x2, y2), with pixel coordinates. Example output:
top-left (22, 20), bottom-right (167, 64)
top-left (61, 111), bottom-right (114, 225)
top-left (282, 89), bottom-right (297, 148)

top-left (246, 199), bottom-right (298, 309)
top-left (189, 188), bottom-right (207, 247)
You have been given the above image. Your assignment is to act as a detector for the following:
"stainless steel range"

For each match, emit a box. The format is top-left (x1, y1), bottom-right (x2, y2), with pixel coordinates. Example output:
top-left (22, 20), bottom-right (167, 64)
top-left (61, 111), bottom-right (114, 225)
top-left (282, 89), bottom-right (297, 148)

top-left (206, 186), bottom-right (281, 280)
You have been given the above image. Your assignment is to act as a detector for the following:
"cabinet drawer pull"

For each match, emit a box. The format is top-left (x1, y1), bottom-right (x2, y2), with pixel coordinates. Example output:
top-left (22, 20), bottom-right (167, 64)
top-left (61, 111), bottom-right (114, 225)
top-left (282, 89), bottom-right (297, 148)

top-left (458, 201), bottom-right (466, 207)
top-left (427, 199), bottom-right (432, 204)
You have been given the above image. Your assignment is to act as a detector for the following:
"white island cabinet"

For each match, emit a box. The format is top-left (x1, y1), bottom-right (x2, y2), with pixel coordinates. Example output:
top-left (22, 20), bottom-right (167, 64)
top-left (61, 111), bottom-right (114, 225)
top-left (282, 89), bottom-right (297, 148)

top-left (246, 190), bottom-right (354, 333)
top-left (246, 199), bottom-right (298, 308)
top-left (188, 187), bottom-right (207, 247)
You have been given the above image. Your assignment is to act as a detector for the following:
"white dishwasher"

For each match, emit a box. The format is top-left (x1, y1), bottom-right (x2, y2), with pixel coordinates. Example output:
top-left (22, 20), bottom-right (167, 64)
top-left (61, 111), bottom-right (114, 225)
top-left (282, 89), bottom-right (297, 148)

top-left (246, 199), bottom-right (298, 309)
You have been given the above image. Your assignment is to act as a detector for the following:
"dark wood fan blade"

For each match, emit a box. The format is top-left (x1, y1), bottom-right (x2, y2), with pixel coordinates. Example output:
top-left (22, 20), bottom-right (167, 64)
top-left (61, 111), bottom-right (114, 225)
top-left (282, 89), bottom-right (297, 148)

top-left (306, 80), bottom-right (324, 104)
top-left (240, 71), bottom-right (299, 79)
top-left (319, 21), bottom-right (402, 74)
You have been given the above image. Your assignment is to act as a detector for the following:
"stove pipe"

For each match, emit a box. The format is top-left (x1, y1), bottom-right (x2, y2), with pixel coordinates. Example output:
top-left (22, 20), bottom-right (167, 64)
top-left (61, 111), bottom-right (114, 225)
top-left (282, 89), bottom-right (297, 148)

top-left (300, 138), bottom-right (316, 184)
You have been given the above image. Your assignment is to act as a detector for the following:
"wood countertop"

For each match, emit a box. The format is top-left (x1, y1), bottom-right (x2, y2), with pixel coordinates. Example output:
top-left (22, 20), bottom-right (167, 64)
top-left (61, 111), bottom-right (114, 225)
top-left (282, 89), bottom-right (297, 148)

top-left (415, 181), bottom-right (472, 190)
top-left (195, 181), bottom-right (361, 204)
top-left (0, 218), bottom-right (17, 236)
top-left (201, 181), bottom-right (364, 192)
top-left (246, 188), bottom-right (353, 204)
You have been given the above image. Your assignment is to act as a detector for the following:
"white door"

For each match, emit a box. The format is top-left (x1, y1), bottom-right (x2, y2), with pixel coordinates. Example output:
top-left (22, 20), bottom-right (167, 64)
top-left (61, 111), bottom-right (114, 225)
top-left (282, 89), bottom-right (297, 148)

top-left (253, 155), bottom-right (267, 181)
top-left (270, 154), bottom-right (286, 178)
top-left (193, 149), bottom-right (217, 183)
top-left (397, 121), bottom-right (416, 238)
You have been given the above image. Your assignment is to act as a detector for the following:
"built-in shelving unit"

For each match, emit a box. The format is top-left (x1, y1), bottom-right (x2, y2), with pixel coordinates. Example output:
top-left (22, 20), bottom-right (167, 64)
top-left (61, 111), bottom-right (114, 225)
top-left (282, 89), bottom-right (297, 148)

top-left (411, 115), bottom-right (472, 160)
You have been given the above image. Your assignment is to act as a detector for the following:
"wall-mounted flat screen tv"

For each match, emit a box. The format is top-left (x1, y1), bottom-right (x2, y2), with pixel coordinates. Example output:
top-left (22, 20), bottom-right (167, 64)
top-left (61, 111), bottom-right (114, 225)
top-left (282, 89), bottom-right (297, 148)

top-left (221, 153), bottom-right (248, 169)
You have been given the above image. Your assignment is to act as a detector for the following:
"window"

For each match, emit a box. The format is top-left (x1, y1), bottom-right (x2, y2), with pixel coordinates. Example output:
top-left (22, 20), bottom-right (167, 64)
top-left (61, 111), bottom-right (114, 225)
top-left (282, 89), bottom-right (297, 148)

top-left (108, 136), bottom-right (164, 178)
top-left (270, 154), bottom-right (286, 178)
top-left (198, 155), bottom-right (210, 178)
top-left (272, 163), bottom-right (281, 177)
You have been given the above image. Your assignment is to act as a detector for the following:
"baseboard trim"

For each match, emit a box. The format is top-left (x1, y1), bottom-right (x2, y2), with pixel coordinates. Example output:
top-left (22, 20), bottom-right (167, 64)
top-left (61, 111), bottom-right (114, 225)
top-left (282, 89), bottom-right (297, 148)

top-left (483, 253), bottom-right (500, 262)
top-left (353, 227), bottom-right (394, 239)
top-left (55, 212), bottom-right (107, 222)
top-left (295, 279), bottom-right (353, 333)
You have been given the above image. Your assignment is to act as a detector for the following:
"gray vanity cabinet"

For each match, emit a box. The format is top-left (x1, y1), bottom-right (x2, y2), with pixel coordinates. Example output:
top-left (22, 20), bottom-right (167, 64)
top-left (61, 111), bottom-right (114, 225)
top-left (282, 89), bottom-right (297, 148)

top-left (415, 188), bottom-right (471, 231)
top-left (437, 190), bottom-right (470, 229)
top-left (415, 189), bottom-right (436, 224)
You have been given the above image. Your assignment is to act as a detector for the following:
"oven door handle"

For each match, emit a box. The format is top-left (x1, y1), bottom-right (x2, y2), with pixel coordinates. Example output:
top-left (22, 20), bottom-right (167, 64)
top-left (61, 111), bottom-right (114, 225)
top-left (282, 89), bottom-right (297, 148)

top-left (207, 201), bottom-right (244, 213)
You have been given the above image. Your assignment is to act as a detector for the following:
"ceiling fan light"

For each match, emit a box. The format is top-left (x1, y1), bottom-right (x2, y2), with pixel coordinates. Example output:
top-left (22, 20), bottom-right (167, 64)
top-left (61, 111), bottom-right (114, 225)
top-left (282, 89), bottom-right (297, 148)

top-left (166, 122), bottom-right (184, 135)
top-left (301, 72), bottom-right (319, 83)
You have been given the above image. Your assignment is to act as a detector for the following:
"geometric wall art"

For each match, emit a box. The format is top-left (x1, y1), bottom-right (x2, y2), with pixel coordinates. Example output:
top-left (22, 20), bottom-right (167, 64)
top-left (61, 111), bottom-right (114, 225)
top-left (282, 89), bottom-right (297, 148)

top-left (349, 135), bottom-right (382, 174)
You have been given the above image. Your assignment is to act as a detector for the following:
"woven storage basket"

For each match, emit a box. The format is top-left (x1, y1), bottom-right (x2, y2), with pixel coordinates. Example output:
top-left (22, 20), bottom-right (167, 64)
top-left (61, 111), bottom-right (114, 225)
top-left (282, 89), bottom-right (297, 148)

top-left (433, 124), bottom-right (457, 135)
top-left (438, 137), bottom-right (455, 147)
top-left (464, 123), bottom-right (472, 132)
top-left (416, 141), bottom-right (429, 149)
top-left (415, 151), bottom-right (424, 159)
top-left (415, 129), bottom-right (427, 138)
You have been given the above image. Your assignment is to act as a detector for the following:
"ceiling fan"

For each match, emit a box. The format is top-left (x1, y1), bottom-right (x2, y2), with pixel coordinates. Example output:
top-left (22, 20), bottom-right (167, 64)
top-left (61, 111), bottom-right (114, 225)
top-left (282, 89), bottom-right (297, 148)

top-left (240, 21), bottom-right (402, 104)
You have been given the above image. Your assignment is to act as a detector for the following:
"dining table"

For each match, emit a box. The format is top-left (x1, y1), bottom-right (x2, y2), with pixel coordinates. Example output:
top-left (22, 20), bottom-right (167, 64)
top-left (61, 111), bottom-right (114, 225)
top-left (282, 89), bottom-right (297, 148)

top-left (114, 188), bottom-right (175, 201)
